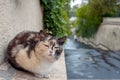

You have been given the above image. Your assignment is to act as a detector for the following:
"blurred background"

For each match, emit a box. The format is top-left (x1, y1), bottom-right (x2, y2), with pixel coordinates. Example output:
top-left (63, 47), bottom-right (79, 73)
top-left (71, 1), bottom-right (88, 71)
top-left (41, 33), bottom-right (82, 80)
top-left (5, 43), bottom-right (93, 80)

top-left (41, 0), bottom-right (120, 79)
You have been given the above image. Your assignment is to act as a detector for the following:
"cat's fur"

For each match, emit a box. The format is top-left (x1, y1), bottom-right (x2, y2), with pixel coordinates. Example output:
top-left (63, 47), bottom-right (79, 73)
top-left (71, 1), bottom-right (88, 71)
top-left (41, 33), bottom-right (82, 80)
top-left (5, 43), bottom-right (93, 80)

top-left (7, 30), bottom-right (66, 78)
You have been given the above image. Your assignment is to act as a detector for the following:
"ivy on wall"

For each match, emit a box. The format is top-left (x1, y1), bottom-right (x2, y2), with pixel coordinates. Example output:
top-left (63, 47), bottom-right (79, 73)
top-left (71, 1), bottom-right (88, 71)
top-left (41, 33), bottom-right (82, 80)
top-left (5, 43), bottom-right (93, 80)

top-left (40, 0), bottom-right (71, 37)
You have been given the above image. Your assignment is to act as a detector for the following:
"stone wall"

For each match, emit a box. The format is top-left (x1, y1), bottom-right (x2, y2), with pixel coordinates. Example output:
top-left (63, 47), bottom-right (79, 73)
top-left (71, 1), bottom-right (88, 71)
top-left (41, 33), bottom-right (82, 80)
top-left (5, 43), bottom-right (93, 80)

top-left (78, 18), bottom-right (120, 51)
top-left (0, 0), bottom-right (43, 64)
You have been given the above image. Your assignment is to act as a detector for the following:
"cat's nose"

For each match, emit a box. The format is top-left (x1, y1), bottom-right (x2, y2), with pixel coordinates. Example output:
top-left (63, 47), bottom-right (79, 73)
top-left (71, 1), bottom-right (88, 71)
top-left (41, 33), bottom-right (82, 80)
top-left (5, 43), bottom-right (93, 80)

top-left (50, 51), bottom-right (53, 54)
top-left (49, 51), bottom-right (53, 56)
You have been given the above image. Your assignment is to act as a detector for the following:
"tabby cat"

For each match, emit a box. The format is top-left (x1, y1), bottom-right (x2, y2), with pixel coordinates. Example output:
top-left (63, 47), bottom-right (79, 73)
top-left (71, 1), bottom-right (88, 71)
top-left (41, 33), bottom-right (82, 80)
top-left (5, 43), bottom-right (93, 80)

top-left (7, 30), bottom-right (66, 78)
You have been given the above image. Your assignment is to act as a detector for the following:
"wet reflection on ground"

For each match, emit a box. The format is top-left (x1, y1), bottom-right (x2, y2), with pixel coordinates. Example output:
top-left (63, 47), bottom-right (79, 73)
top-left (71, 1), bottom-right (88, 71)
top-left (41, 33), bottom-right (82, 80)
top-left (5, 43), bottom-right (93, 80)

top-left (64, 38), bottom-right (120, 79)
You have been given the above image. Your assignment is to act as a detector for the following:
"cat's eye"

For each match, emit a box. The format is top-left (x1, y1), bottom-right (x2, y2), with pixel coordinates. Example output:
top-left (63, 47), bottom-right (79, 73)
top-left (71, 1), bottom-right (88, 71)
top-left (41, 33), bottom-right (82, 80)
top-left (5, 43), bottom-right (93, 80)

top-left (55, 47), bottom-right (59, 49)
top-left (43, 44), bottom-right (49, 48)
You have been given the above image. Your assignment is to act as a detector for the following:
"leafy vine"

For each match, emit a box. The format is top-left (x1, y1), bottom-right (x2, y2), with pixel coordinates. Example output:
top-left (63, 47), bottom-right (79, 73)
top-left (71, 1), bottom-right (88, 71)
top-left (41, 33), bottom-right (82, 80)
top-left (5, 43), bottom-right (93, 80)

top-left (40, 0), bottom-right (71, 37)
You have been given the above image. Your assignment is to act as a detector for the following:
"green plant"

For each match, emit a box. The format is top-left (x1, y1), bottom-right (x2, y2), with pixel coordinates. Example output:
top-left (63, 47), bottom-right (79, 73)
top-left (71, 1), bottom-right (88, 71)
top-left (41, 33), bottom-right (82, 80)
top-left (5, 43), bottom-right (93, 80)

top-left (76, 4), bottom-right (102, 38)
top-left (40, 0), bottom-right (71, 37)
top-left (75, 0), bottom-right (118, 38)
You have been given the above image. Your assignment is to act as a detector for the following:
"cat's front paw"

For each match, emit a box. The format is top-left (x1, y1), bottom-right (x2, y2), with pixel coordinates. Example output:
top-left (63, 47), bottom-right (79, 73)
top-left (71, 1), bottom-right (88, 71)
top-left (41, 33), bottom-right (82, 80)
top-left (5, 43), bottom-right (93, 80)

top-left (35, 74), bottom-right (50, 79)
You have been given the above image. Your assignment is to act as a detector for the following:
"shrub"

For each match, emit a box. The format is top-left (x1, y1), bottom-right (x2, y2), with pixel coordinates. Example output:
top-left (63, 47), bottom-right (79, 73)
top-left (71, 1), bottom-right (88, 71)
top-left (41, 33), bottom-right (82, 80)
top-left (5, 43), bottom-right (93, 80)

top-left (40, 0), bottom-right (71, 37)
top-left (75, 0), bottom-right (118, 38)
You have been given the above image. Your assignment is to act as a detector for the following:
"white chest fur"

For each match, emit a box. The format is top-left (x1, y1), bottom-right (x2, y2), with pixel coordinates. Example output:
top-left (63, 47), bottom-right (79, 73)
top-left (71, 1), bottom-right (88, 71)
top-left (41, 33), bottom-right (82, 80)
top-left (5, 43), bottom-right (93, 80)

top-left (34, 60), bottom-right (56, 75)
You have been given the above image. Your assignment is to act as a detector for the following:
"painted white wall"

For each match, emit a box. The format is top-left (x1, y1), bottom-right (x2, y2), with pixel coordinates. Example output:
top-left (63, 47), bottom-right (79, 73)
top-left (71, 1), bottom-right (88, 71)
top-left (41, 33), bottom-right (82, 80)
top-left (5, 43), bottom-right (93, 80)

top-left (0, 0), bottom-right (43, 64)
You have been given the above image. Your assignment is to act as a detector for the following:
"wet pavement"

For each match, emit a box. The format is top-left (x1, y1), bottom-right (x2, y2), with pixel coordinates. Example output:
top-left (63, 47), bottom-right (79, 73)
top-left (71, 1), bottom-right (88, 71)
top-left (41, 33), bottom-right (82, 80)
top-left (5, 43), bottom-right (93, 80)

top-left (64, 38), bottom-right (120, 79)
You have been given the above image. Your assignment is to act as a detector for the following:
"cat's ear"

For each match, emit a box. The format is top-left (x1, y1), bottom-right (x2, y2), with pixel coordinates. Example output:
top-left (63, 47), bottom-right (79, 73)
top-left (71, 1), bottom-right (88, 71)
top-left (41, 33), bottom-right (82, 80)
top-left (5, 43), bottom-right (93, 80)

top-left (58, 36), bottom-right (67, 45)
top-left (39, 30), bottom-right (47, 40)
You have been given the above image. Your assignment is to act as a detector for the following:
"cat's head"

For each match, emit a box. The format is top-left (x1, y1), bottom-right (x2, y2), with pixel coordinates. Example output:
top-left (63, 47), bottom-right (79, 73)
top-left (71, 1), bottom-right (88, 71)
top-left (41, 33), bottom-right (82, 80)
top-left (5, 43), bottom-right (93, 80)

top-left (35, 30), bottom-right (67, 62)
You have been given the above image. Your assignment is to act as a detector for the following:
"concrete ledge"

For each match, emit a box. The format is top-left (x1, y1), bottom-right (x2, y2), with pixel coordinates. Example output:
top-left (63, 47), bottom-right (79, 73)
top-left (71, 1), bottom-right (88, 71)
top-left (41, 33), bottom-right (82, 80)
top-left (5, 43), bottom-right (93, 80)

top-left (102, 17), bottom-right (120, 25)
top-left (78, 18), bottom-right (120, 51)
top-left (103, 17), bottom-right (120, 23)
top-left (0, 52), bottom-right (67, 80)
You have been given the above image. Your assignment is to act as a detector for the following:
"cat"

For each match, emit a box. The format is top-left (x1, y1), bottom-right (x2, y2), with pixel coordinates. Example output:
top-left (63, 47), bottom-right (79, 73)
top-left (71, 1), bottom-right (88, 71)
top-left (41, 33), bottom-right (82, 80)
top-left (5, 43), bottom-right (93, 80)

top-left (7, 30), bottom-right (66, 78)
